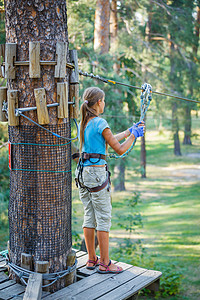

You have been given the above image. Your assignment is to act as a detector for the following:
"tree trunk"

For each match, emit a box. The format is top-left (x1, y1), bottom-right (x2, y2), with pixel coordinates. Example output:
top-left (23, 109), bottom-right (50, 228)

top-left (183, 104), bottom-right (192, 145)
top-left (94, 0), bottom-right (110, 54)
top-left (172, 102), bottom-right (182, 156)
top-left (114, 158), bottom-right (126, 191)
top-left (141, 135), bottom-right (146, 178)
top-left (109, 4), bottom-right (126, 190)
top-left (5, 0), bottom-right (72, 291)
top-left (140, 4), bottom-right (152, 178)
top-left (183, 5), bottom-right (200, 145)
top-left (169, 36), bottom-right (181, 156)
top-left (192, 6), bottom-right (200, 55)
top-left (110, 0), bottom-right (118, 52)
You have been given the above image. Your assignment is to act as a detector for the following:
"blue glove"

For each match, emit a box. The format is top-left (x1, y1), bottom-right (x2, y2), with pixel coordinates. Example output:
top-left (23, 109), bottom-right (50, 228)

top-left (129, 126), bottom-right (144, 138)
top-left (128, 121), bottom-right (144, 133)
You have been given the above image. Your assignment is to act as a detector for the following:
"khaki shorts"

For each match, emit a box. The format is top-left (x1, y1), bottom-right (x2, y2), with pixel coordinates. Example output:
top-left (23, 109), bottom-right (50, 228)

top-left (75, 166), bottom-right (112, 232)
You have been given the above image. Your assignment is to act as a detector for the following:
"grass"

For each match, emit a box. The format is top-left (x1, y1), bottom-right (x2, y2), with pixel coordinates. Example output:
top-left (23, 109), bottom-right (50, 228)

top-left (72, 129), bottom-right (200, 299)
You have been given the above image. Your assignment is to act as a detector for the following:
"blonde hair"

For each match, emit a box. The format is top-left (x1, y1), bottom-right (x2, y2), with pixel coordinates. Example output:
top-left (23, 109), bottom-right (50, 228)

top-left (79, 87), bottom-right (105, 152)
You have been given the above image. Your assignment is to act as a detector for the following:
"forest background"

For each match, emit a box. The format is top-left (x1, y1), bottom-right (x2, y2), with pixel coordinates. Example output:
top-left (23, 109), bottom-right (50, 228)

top-left (0, 0), bottom-right (200, 299)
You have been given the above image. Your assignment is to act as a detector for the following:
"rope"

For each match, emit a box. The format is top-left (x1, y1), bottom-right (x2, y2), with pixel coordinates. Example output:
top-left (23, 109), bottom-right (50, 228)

top-left (18, 111), bottom-right (79, 141)
top-left (79, 70), bottom-right (200, 104)
top-left (107, 83), bottom-right (152, 159)
top-left (10, 168), bottom-right (71, 173)
top-left (10, 141), bottom-right (71, 147)
top-left (5, 253), bottom-right (77, 288)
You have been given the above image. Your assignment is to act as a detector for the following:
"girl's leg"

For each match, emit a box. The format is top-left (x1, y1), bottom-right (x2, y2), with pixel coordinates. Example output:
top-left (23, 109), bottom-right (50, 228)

top-left (84, 227), bottom-right (98, 267)
top-left (97, 230), bottom-right (123, 272)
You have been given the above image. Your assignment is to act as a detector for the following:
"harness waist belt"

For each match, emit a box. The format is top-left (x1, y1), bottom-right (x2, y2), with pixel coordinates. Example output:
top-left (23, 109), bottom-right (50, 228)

top-left (87, 177), bottom-right (109, 193)
top-left (72, 152), bottom-right (106, 161)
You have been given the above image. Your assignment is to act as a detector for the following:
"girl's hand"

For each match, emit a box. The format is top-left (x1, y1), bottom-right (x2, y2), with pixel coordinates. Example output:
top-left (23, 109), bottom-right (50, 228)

top-left (128, 121), bottom-right (145, 134)
top-left (129, 126), bottom-right (145, 138)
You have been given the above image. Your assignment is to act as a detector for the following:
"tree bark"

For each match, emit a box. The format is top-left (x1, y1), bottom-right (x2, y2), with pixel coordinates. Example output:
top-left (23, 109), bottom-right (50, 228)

top-left (94, 0), bottom-right (110, 54)
top-left (140, 4), bottom-right (152, 178)
top-left (169, 36), bottom-right (181, 156)
top-left (192, 6), bottom-right (200, 55)
top-left (172, 102), bottom-right (182, 156)
top-left (183, 104), bottom-right (192, 145)
top-left (140, 134), bottom-right (146, 178)
top-left (114, 158), bottom-right (126, 191)
top-left (110, 0), bottom-right (118, 52)
top-left (5, 0), bottom-right (72, 291)
top-left (183, 5), bottom-right (199, 145)
top-left (109, 4), bottom-right (126, 190)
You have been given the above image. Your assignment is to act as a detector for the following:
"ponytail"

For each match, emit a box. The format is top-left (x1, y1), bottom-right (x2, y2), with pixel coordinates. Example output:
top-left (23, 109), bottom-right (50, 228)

top-left (80, 87), bottom-right (105, 152)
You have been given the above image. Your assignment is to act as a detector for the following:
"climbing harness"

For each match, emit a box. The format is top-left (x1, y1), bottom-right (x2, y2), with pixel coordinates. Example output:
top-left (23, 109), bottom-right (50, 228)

top-left (107, 82), bottom-right (152, 159)
top-left (75, 153), bottom-right (111, 193)
top-left (79, 70), bottom-right (200, 104)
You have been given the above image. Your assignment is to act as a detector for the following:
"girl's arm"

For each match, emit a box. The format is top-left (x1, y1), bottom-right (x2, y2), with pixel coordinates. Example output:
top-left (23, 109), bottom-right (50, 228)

top-left (114, 122), bottom-right (145, 142)
top-left (102, 128), bottom-right (136, 155)
top-left (114, 129), bottom-right (130, 141)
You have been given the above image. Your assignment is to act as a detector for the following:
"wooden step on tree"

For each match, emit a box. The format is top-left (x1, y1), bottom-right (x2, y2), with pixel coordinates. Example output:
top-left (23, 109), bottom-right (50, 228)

top-left (3, 0), bottom-right (79, 292)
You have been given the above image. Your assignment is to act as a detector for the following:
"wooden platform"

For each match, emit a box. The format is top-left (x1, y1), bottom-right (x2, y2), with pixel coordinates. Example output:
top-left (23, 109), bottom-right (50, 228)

top-left (0, 249), bottom-right (162, 300)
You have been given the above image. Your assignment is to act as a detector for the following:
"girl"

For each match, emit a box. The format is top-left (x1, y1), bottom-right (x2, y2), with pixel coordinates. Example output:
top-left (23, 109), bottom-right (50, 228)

top-left (75, 87), bottom-right (145, 273)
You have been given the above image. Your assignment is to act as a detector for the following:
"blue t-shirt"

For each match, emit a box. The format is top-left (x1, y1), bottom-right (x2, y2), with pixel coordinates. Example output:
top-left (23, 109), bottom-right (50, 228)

top-left (81, 117), bottom-right (110, 166)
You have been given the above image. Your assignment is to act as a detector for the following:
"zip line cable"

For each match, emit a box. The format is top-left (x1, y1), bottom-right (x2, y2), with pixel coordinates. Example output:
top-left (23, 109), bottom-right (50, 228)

top-left (79, 70), bottom-right (200, 104)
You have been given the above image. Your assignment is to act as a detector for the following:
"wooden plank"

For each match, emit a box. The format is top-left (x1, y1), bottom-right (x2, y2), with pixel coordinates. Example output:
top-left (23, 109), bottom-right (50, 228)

top-left (64, 82), bottom-right (69, 118)
top-left (8, 90), bottom-right (19, 126)
top-left (43, 262), bottom-right (134, 300)
top-left (0, 272), bottom-right (9, 284)
top-left (72, 248), bottom-right (79, 253)
top-left (35, 261), bottom-right (49, 292)
top-left (57, 82), bottom-right (68, 119)
top-left (0, 279), bottom-right (16, 290)
top-left (69, 84), bottom-right (79, 119)
top-left (97, 270), bottom-right (162, 300)
top-left (65, 250), bottom-right (76, 286)
top-left (69, 84), bottom-right (74, 119)
top-left (0, 257), bottom-right (6, 262)
top-left (23, 273), bottom-right (42, 300)
top-left (5, 43), bottom-right (16, 79)
top-left (54, 42), bottom-right (66, 78)
top-left (10, 290), bottom-right (50, 299)
top-left (0, 283), bottom-right (25, 300)
top-left (76, 254), bottom-right (88, 269)
top-left (34, 88), bottom-right (49, 125)
top-left (0, 87), bottom-right (7, 122)
top-left (0, 267), bottom-right (8, 272)
top-left (69, 50), bottom-right (79, 84)
top-left (21, 254), bottom-right (32, 271)
top-left (9, 296), bottom-right (24, 300)
top-left (0, 259), bottom-right (6, 267)
top-left (73, 84), bottom-right (79, 119)
top-left (57, 82), bottom-right (65, 118)
top-left (69, 265), bottom-right (147, 300)
top-left (75, 251), bottom-right (87, 258)
top-left (29, 42), bottom-right (40, 78)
